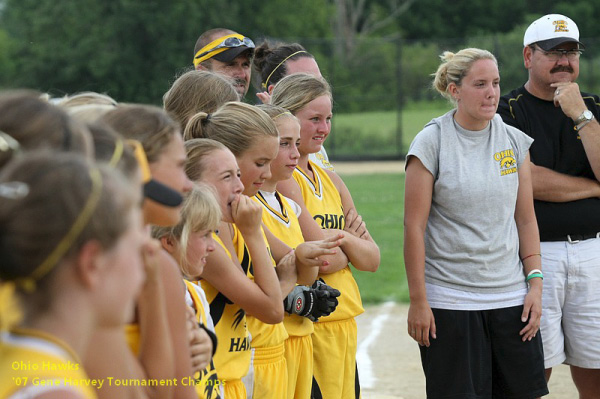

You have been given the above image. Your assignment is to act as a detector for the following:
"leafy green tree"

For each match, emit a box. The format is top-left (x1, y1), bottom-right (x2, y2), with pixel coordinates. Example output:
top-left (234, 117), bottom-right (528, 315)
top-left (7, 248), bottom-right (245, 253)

top-left (0, 28), bottom-right (16, 88)
top-left (0, 0), bottom-right (249, 103)
top-left (398, 0), bottom-right (529, 40)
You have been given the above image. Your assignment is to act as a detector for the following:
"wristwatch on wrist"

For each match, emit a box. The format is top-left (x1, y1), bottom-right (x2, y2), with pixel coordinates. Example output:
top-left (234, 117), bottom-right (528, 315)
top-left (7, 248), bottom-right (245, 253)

top-left (574, 110), bottom-right (594, 131)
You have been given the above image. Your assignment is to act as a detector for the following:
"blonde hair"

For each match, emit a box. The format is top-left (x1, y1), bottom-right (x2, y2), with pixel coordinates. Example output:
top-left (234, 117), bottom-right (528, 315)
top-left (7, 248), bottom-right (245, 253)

top-left (100, 104), bottom-right (180, 163)
top-left (255, 104), bottom-right (298, 123)
top-left (163, 70), bottom-right (238, 130)
top-left (58, 92), bottom-right (118, 108)
top-left (184, 102), bottom-right (278, 157)
top-left (184, 139), bottom-right (229, 182)
top-left (271, 73), bottom-right (332, 115)
top-left (67, 104), bottom-right (115, 124)
top-left (432, 48), bottom-right (497, 103)
top-left (0, 90), bottom-right (92, 167)
top-left (151, 184), bottom-right (221, 278)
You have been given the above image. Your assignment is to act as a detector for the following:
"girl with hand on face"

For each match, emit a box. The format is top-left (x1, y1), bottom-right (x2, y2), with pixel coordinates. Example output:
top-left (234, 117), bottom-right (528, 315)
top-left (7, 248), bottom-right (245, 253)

top-left (271, 73), bottom-right (380, 399)
top-left (184, 102), bottom-right (341, 399)
top-left (0, 152), bottom-right (146, 399)
top-left (153, 185), bottom-right (224, 399)
top-left (404, 48), bottom-right (548, 399)
top-left (183, 138), bottom-right (259, 399)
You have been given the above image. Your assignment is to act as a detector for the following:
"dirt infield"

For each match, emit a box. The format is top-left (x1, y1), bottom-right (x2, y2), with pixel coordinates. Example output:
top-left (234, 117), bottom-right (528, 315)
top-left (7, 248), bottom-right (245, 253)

top-left (333, 161), bottom-right (405, 175)
top-left (356, 303), bottom-right (578, 399)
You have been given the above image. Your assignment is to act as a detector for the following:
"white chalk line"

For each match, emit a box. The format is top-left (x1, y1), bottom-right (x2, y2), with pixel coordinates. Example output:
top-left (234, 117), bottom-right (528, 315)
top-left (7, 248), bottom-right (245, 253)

top-left (357, 301), bottom-right (395, 389)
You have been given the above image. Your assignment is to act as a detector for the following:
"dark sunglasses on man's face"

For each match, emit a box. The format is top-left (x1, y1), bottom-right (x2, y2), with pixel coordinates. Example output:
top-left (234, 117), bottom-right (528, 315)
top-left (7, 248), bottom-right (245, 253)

top-left (195, 37), bottom-right (255, 60)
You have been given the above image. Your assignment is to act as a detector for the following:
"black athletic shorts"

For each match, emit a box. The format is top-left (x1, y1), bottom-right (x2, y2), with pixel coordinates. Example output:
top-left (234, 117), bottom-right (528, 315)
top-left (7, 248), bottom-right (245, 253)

top-left (419, 305), bottom-right (549, 399)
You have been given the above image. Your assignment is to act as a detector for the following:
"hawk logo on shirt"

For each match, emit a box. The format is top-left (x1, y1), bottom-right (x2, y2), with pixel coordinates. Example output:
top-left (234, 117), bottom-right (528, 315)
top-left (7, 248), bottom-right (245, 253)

top-left (553, 20), bottom-right (569, 33)
top-left (494, 149), bottom-right (517, 176)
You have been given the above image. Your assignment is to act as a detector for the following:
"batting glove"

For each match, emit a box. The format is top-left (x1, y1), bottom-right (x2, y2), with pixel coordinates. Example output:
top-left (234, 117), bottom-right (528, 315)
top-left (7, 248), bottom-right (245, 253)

top-left (283, 280), bottom-right (341, 322)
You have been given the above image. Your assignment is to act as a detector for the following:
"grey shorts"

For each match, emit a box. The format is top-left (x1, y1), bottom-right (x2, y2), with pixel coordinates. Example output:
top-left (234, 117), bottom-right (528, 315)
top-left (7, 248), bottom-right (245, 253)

top-left (541, 238), bottom-right (600, 369)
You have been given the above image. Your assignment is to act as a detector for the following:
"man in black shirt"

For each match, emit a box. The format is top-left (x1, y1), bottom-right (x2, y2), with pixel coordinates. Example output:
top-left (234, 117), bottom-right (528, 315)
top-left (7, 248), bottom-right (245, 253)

top-left (498, 14), bottom-right (600, 398)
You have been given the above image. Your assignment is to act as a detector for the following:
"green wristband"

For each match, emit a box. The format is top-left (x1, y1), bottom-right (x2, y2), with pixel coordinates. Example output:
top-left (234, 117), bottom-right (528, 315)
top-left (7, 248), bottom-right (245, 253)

top-left (526, 273), bottom-right (543, 282)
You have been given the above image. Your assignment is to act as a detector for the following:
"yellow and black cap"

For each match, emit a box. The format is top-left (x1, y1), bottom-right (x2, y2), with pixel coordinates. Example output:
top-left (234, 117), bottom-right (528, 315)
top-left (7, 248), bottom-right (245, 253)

top-left (194, 33), bottom-right (255, 67)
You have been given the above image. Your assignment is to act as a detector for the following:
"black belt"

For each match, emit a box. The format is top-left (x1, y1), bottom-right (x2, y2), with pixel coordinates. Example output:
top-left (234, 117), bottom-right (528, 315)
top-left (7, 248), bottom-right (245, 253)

top-left (566, 232), bottom-right (600, 243)
top-left (543, 232), bottom-right (600, 243)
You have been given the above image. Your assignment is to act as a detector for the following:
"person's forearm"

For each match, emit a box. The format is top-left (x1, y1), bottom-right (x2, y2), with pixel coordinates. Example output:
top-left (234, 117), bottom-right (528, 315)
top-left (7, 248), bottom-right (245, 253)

top-left (404, 226), bottom-right (428, 302)
top-left (531, 163), bottom-right (600, 201)
top-left (517, 219), bottom-right (541, 274)
top-left (244, 232), bottom-right (284, 319)
top-left (159, 255), bottom-right (197, 399)
top-left (317, 229), bottom-right (349, 274)
top-left (137, 266), bottom-right (174, 399)
top-left (276, 253), bottom-right (299, 296)
top-left (327, 228), bottom-right (379, 272)
top-left (578, 119), bottom-right (600, 180)
top-left (295, 261), bottom-right (318, 285)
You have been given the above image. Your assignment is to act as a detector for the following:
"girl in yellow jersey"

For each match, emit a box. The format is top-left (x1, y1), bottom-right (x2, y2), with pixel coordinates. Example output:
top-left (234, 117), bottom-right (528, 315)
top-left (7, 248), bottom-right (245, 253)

top-left (255, 104), bottom-right (350, 399)
top-left (153, 186), bottom-right (225, 399)
top-left (272, 74), bottom-right (381, 399)
top-left (0, 153), bottom-right (146, 399)
top-left (89, 105), bottom-right (202, 399)
top-left (183, 138), bottom-right (278, 399)
top-left (184, 103), bottom-right (341, 399)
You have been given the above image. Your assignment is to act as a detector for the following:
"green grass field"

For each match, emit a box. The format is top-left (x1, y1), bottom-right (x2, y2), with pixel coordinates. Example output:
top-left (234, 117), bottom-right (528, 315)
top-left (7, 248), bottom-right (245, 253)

top-left (331, 102), bottom-right (451, 156)
top-left (338, 172), bottom-right (408, 304)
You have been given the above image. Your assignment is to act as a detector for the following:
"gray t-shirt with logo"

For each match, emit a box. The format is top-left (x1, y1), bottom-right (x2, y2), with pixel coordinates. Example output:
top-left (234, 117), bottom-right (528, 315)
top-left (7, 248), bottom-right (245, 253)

top-left (407, 110), bottom-right (533, 294)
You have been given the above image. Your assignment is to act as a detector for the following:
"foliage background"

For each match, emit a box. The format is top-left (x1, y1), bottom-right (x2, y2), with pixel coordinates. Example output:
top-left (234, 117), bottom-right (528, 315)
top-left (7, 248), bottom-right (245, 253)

top-left (1, 0), bottom-right (599, 158)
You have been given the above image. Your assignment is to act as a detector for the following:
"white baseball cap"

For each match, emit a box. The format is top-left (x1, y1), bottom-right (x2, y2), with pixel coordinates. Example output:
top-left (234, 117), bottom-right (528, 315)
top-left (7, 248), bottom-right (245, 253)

top-left (523, 14), bottom-right (584, 50)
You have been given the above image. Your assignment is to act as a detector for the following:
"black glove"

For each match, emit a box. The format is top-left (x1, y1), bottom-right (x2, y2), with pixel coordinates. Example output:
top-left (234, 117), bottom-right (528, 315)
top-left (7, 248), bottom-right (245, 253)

top-left (283, 280), bottom-right (341, 322)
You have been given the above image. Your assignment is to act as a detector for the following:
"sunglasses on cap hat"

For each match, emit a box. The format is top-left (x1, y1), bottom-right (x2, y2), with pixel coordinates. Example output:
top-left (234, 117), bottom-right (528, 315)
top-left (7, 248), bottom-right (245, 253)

top-left (127, 139), bottom-right (183, 207)
top-left (194, 34), bottom-right (255, 66)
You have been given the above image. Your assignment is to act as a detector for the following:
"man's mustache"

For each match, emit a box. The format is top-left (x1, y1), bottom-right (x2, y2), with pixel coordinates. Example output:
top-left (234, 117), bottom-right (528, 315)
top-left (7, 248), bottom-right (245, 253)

top-left (551, 66), bottom-right (574, 74)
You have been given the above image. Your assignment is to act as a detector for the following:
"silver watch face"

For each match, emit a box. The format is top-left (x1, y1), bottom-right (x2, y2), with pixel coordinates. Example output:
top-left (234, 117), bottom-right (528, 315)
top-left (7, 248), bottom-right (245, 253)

top-left (583, 110), bottom-right (594, 121)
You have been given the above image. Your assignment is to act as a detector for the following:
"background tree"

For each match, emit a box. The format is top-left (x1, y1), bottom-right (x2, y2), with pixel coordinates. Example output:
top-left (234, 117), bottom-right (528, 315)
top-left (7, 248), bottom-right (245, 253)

top-left (0, 0), bottom-right (598, 107)
top-left (333, 0), bottom-right (415, 59)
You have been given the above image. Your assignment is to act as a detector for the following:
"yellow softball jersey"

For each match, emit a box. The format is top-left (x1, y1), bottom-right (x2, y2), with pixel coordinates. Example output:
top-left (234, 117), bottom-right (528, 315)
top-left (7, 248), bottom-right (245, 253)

top-left (231, 224), bottom-right (289, 348)
top-left (184, 280), bottom-right (224, 399)
top-left (292, 161), bottom-right (364, 321)
top-left (253, 191), bottom-right (314, 337)
top-left (199, 233), bottom-right (251, 383)
top-left (1, 328), bottom-right (97, 399)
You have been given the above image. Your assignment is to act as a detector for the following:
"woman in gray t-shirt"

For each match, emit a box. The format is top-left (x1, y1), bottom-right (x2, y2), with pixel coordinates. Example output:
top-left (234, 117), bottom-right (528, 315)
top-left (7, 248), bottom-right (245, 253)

top-left (404, 48), bottom-right (548, 398)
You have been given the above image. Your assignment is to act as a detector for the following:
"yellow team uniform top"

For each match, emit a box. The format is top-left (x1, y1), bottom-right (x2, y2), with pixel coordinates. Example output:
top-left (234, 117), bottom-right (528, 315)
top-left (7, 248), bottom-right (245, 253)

top-left (0, 328), bottom-right (97, 399)
top-left (293, 161), bottom-right (364, 321)
top-left (253, 191), bottom-right (314, 337)
top-left (199, 233), bottom-right (251, 383)
top-left (184, 280), bottom-right (224, 399)
top-left (231, 224), bottom-right (289, 348)
top-left (124, 323), bottom-right (140, 356)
